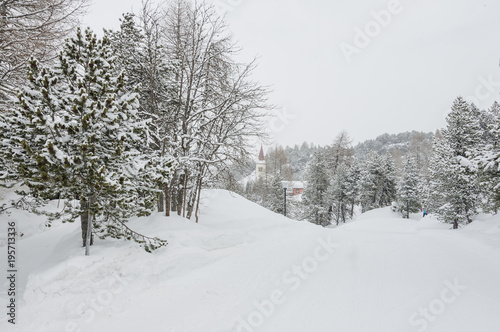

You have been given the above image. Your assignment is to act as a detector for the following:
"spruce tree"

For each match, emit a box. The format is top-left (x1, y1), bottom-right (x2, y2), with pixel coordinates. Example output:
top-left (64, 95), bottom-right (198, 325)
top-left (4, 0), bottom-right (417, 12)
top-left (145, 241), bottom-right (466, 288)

top-left (398, 157), bottom-right (421, 218)
top-left (359, 151), bottom-right (382, 212)
top-left (428, 98), bottom-right (481, 228)
top-left (269, 172), bottom-right (286, 215)
top-left (344, 160), bottom-right (361, 219)
top-left (379, 154), bottom-right (397, 207)
top-left (302, 150), bottom-right (331, 226)
top-left (475, 102), bottom-right (500, 212)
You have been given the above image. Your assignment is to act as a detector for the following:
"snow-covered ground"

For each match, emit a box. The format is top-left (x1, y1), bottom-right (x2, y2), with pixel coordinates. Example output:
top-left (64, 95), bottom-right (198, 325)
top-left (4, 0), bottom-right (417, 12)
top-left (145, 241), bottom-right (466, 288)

top-left (1, 189), bottom-right (500, 332)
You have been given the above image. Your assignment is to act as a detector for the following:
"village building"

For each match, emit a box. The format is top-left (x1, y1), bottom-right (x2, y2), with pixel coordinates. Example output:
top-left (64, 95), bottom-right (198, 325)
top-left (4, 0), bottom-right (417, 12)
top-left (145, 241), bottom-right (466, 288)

top-left (256, 145), bottom-right (266, 180)
top-left (255, 146), bottom-right (305, 196)
top-left (282, 181), bottom-right (304, 196)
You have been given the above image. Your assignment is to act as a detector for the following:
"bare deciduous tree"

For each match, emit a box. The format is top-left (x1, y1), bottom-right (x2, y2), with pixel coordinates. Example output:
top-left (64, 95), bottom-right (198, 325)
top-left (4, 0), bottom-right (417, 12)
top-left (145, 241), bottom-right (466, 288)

top-left (0, 0), bottom-right (88, 104)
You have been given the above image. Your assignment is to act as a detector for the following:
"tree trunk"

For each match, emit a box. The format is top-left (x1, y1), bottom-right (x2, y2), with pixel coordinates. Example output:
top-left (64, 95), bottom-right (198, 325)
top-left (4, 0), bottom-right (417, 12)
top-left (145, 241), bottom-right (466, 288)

top-left (157, 190), bottom-right (164, 212)
top-left (465, 206), bottom-right (472, 224)
top-left (165, 182), bottom-right (170, 217)
top-left (187, 174), bottom-right (202, 220)
top-left (171, 181), bottom-right (177, 212)
top-left (80, 198), bottom-right (94, 248)
top-left (186, 187), bottom-right (197, 220)
top-left (453, 219), bottom-right (458, 229)
top-left (194, 176), bottom-right (202, 223)
top-left (177, 174), bottom-right (184, 216)
top-left (182, 171), bottom-right (188, 218)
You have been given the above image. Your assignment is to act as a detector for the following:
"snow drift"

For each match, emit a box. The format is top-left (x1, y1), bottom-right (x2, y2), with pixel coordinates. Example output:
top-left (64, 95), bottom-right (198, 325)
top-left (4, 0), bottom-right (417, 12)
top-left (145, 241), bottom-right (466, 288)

top-left (1, 189), bottom-right (500, 332)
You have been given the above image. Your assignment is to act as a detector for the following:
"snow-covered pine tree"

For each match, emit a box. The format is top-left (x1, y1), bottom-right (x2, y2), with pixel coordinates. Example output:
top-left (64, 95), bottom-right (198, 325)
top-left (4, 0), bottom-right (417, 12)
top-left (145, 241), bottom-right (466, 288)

top-left (428, 132), bottom-right (448, 217)
top-left (344, 159), bottom-right (361, 219)
top-left (302, 150), bottom-right (331, 226)
top-left (105, 13), bottom-right (144, 89)
top-left (252, 176), bottom-right (270, 209)
top-left (429, 136), bottom-right (475, 228)
top-left (379, 154), bottom-right (398, 208)
top-left (429, 97), bottom-right (481, 228)
top-left (269, 171), bottom-right (286, 215)
top-left (445, 97), bottom-right (482, 159)
top-left (397, 157), bottom-right (421, 218)
top-left (474, 101), bottom-right (500, 213)
top-left (359, 151), bottom-right (382, 212)
top-left (0, 28), bottom-right (174, 251)
top-left (107, 10), bottom-right (177, 215)
top-left (358, 152), bottom-right (397, 212)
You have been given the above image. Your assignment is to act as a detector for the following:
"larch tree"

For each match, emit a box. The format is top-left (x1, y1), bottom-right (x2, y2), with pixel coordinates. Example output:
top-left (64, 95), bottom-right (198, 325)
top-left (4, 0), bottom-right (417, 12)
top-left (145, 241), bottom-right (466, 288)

top-left (325, 131), bottom-right (354, 175)
top-left (0, 0), bottom-right (89, 105)
top-left (329, 163), bottom-right (350, 224)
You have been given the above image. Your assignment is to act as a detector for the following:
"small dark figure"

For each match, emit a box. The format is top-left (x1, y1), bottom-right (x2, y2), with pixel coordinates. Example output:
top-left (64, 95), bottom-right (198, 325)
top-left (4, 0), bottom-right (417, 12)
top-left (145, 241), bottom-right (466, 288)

top-left (423, 209), bottom-right (428, 217)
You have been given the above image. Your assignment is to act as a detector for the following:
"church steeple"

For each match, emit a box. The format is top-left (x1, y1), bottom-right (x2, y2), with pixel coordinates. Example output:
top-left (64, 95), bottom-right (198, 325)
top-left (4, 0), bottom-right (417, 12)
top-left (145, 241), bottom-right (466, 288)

top-left (258, 145), bottom-right (265, 161)
top-left (256, 145), bottom-right (266, 180)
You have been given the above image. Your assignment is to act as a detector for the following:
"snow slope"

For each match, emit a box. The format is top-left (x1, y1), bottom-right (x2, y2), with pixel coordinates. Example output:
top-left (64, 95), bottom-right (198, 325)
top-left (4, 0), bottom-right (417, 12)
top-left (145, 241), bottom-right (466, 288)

top-left (1, 190), bottom-right (500, 332)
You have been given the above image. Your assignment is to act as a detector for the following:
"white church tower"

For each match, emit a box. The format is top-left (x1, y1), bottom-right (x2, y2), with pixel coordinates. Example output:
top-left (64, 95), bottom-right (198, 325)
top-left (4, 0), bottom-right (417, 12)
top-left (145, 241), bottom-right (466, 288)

top-left (256, 145), bottom-right (266, 181)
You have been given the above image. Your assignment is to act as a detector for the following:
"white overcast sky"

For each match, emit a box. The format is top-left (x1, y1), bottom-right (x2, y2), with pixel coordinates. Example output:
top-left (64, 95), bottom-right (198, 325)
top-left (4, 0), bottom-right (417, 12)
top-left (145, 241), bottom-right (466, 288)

top-left (82, 0), bottom-right (500, 147)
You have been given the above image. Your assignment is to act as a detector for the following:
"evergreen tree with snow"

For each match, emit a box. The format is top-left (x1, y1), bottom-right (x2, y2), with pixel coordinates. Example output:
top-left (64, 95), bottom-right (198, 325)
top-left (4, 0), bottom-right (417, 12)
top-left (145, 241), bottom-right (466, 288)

top-left (359, 151), bottom-right (383, 212)
top-left (344, 159), bottom-right (362, 219)
top-left (302, 150), bottom-right (331, 226)
top-left (397, 157), bottom-right (421, 218)
top-left (0, 28), bottom-right (174, 251)
top-left (269, 172), bottom-right (286, 215)
top-left (474, 101), bottom-right (500, 213)
top-left (428, 97), bottom-right (481, 228)
top-left (358, 152), bottom-right (397, 212)
top-left (107, 11), bottom-right (177, 215)
top-left (379, 154), bottom-right (398, 208)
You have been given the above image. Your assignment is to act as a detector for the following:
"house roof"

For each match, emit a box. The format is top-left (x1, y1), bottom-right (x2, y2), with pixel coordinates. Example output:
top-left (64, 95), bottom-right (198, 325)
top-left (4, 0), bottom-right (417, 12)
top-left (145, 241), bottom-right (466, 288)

top-left (281, 181), bottom-right (304, 189)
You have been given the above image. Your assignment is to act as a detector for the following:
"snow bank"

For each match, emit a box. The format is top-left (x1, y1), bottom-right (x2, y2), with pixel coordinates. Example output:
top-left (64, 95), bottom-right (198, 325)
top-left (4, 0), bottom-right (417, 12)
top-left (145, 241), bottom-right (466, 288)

top-left (1, 190), bottom-right (500, 332)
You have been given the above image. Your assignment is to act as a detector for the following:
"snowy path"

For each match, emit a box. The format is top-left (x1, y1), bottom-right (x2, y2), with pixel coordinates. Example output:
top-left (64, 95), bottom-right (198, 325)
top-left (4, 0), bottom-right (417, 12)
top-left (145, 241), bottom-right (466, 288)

top-left (262, 219), bottom-right (500, 332)
top-left (2, 190), bottom-right (500, 332)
